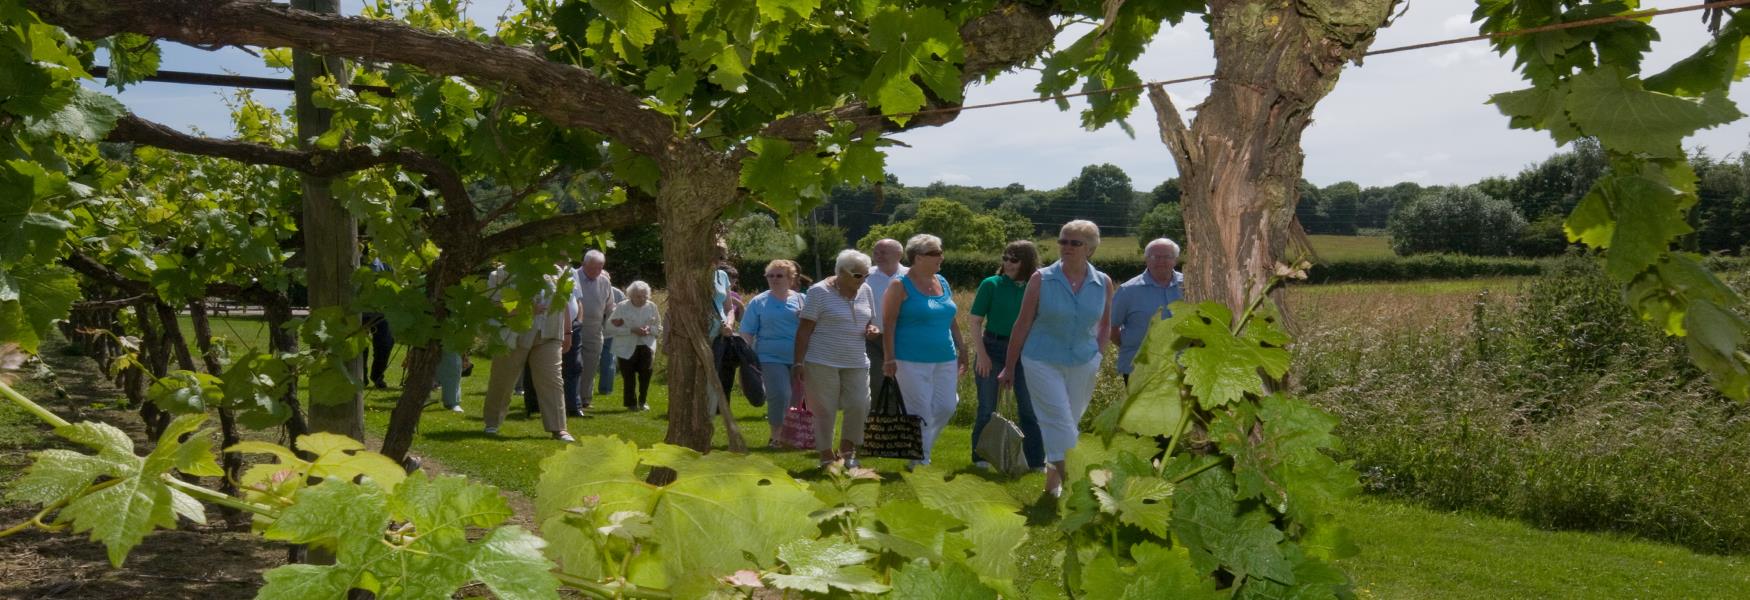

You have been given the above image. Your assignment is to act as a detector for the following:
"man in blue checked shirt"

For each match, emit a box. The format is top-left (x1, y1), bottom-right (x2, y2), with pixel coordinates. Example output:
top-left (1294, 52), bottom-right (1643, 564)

top-left (1109, 238), bottom-right (1185, 384)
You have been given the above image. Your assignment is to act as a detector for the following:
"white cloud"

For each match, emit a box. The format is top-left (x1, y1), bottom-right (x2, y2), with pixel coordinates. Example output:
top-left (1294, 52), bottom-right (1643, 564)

top-left (1442, 12), bottom-right (1477, 34)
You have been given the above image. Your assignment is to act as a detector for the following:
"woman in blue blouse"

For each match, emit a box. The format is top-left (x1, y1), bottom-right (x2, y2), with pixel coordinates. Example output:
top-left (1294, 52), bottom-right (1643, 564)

top-left (741, 259), bottom-right (807, 447)
top-left (880, 234), bottom-right (967, 468)
top-left (999, 220), bottom-right (1113, 497)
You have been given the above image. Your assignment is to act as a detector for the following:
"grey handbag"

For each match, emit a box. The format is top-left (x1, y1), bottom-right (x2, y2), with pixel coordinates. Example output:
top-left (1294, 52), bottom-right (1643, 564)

top-left (976, 389), bottom-right (1030, 475)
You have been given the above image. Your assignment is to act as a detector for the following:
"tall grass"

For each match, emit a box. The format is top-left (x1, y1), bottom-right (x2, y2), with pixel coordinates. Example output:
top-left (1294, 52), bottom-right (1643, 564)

top-left (1293, 258), bottom-right (1750, 554)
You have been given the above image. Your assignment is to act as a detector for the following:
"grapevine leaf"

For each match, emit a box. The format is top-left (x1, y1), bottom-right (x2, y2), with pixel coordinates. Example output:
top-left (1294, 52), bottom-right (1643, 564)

top-left (1489, 85), bottom-right (1577, 144)
top-left (1601, 173), bottom-right (1694, 280)
top-left (7, 449), bottom-right (122, 506)
top-left (1644, 12), bottom-right (1750, 97)
top-left (1684, 300), bottom-right (1750, 401)
top-left (1065, 432), bottom-right (1158, 489)
top-left (642, 446), bottom-right (823, 597)
top-left (1258, 394), bottom-right (1340, 456)
top-left (768, 538), bottom-right (888, 594)
top-left (889, 558), bottom-right (997, 599)
top-left (1172, 467), bottom-right (1294, 585)
top-left (588, 0), bottom-right (663, 47)
top-left (391, 471), bottom-right (514, 537)
top-left (1564, 183), bottom-right (1616, 247)
top-left (465, 526), bottom-right (561, 600)
top-left (756, 0), bottom-right (820, 23)
top-left (55, 420), bottom-right (135, 458)
top-left (1093, 470), bottom-right (1175, 537)
top-left (1120, 356), bottom-right (1183, 438)
top-left (1171, 301), bottom-right (1291, 409)
top-left (1300, 521), bottom-right (1360, 563)
top-left (147, 413), bottom-right (223, 478)
top-left (1079, 542), bottom-right (1223, 599)
top-left (262, 478), bottom-right (390, 555)
top-left (861, 499), bottom-right (962, 561)
top-left (904, 470), bottom-right (1027, 594)
top-left (1564, 67), bottom-right (1742, 159)
top-left (57, 470), bottom-right (179, 567)
top-left (0, 263), bottom-right (78, 353)
top-left (1235, 544), bottom-right (1351, 600)
top-left (24, 86), bottom-right (125, 141)
top-left (258, 564), bottom-right (355, 600)
top-left (296, 432), bottom-right (407, 490)
top-left (147, 370), bottom-right (224, 414)
top-left (534, 436), bottom-right (654, 579)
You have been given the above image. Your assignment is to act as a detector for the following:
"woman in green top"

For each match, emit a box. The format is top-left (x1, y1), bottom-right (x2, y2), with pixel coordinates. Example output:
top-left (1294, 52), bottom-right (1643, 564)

top-left (969, 240), bottom-right (1045, 470)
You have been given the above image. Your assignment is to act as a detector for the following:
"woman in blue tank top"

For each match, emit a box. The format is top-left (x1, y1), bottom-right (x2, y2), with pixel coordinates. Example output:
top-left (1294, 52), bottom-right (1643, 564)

top-left (880, 234), bottom-right (966, 468)
top-left (999, 220), bottom-right (1113, 498)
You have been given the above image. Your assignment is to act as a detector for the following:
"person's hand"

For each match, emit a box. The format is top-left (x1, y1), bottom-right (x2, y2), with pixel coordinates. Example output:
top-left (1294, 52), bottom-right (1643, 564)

top-left (719, 324), bottom-right (733, 337)
top-left (792, 365), bottom-right (806, 385)
top-left (864, 324), bottom-right (880, 340)
top-left (957, 355), bottom-right (968, 377)
top-left (883, 358), bottom-right (897, 377)
top-left (636, 325), bottom-right (650, 336)
top-left (997, 366), bottom-right (1013, 390)
top-left (611, 318), bottom-right (625, 327)
top-left (974, 353), bottom-right (992, 377)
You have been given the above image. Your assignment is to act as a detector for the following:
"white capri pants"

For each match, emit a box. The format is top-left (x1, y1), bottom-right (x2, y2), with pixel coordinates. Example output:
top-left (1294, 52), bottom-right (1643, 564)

top-left (894, 360), bottom-right (959, 463)
top-left (1021, 354), bottom-right (1101, 462)
top-left (803, 363), bottom-right (871, 454)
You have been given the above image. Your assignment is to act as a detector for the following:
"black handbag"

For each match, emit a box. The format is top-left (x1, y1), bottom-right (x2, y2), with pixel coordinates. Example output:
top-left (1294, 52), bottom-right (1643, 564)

top-left (862, 376), bottom-right (924, 460)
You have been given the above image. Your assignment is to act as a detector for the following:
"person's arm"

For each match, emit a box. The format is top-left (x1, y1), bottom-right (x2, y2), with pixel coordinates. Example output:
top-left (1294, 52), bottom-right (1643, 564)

top-left (645, 303), bottom-right (662, 339)
top-left (999, 272), bottom-right (1043, 388)
top-left (1097, 274), bottom-right (1115, 352)
top-left (792, 318), bottom-right (816, 382)
top-left (605, 304), bottom-right (630, 337)
top-left (951, 310), bottom-right (968, 376)
top-left (968, 278), bottom-right (993, 376)
top-left (880, 279), bottom-right (905, 375)
top-left (740, 296), bottom-right (762, 346)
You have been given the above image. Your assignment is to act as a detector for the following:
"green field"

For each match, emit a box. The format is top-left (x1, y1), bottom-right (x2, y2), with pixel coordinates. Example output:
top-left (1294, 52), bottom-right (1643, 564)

top-left (147, 304), bottom-right (1750, 598)
top-left (1308, 234), bottom-right (1395, 262)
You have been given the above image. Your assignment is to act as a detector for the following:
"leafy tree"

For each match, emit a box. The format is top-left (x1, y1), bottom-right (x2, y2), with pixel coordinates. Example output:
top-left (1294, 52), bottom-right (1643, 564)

top-left (1388, 187), bottom-right (1527, 256)
top-left (726, 214), bottom-right (803, 262)
top-left (1137, 202), bottom-right (1186, 250)
top-left (1294, 179), bottom-right (1325, 234)
top-left (1054, 163), bottom-right (1135, 234)
top-left (1500, 138), bottom-right (1607, 221)
top-left (1149, 177), bottom-right (1183, 207)
top-left (1690, 150), bottom-right (1750, 254)
top-left (798, 223), bottom-right (848, 279)
top-left (1319, 181), bottom-right (1361, 235)
top-left (859, 198), bottom-right (1030, 254)
top-left (1357, 182), bottom-right (1424, 231)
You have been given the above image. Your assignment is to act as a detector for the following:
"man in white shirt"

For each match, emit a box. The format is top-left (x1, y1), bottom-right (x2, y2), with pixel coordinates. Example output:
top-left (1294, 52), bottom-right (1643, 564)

top-left (483, 263), bottom-right (577, 441)
top-left (565, 250), bottom-right (615, 417)
top-left (862, 238), bottom-right (907, 399)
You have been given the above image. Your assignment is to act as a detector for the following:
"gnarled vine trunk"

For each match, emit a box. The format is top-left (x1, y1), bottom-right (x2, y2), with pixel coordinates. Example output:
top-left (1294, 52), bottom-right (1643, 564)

top-left (188, 300), bottom-right (244, 526)
top-left (1152, 0), bottom-right (1396, 315)
top-left (656, 156), bottom-right (746, 460)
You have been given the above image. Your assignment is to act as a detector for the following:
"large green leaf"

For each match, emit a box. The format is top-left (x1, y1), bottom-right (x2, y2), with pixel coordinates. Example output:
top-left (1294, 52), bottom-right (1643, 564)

top-left (588, 0), bottom-right (664, 47)
top-left (534, 436), bottom-right (655, 579)
top-left (1172, 467), bottom-right (1294, 585)
top-left (1079, 542), bottom-right (1223, 599)
top-left (24, 86), bottom-right (125, 141)
top-left (767, 538), bottom-right (888, 594)
top-left (1564, 67), bottom-right (1742, 159)
top-left (641, 444), bottom-right (823, 597)
top-left (861, 499), bottom-right (962, 561)
top-left (904, 470), bottom-right (1026, 593)
top-left (1171, 301), bottom-right (1291, 409)
top-left (889, 558), bottom-right (997, 599)
top-left (0, 263), bottom-right (78, 353)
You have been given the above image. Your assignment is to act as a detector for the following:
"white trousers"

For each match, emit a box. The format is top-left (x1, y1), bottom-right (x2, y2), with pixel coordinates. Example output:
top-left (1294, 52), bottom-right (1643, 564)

top-left (894, 360), bottom-right (959, 462)
top-left (1021, 354), bottom-right (1100, 462)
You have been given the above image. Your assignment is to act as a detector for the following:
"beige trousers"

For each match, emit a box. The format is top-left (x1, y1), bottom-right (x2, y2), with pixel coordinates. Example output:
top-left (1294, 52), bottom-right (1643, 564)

top-left (484, 337), bottom-right (567, 433)
top-left (803, 363), bottom-right (871, 454)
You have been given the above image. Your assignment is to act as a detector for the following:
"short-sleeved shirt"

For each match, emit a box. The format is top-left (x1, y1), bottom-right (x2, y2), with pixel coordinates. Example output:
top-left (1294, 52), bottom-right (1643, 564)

top-left (865, 264), bottom-right (908, 324)
top-left (741, 291), bottom-right (805, 364)
top-left (892, 274), bottom-right (957, 363)
top-left (1022, 261), bottom-right (1110, 366)
top-left (798, 280), bottom-right (875, 369)
top-left (1111, 270), bottom-right (1185, 374)
top-left (970, 274), bottom-right (1026, 337)
top-left (708, 268), bottom-right (731, 340)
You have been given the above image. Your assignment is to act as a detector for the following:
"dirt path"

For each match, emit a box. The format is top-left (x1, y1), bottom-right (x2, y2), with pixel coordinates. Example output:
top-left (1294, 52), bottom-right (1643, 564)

top-left (0, 341), bottom-right (286, 600)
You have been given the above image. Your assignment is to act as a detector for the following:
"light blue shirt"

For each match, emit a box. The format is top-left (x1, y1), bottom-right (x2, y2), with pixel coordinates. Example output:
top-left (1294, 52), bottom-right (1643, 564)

top-left (1022, 261), bottom-right (1110, 366)
top-left (708, 268), bottom-right (730, 340)
top-left (1111, 270), bottom-right (1184, 374)
top-left (741, 291), bottom-right (805, 364)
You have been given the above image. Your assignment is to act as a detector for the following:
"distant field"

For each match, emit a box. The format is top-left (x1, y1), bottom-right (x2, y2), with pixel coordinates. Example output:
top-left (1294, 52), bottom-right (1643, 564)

top-left (1308, 234), bottom-right (1395, 262)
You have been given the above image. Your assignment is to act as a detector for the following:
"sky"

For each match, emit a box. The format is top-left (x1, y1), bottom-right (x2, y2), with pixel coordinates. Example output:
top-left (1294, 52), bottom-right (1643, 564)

top-left (106, 0), bottom-right (1750, 192)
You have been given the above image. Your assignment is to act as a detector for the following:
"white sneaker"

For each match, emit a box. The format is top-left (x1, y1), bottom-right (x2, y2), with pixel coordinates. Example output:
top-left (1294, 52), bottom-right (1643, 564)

top-left (483, 426), bottom-right (498, 435)
top-left (973, 461), bottom-right (992, 470)
top-left (554, 431), bottom-right (575, 442)
top-left (449, 405), bottom-right (464, 413)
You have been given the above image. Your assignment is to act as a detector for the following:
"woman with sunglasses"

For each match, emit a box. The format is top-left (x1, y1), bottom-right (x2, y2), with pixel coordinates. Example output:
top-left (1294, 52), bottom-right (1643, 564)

top-left (999, 220), bottom-right (1113, 497)
top-left (880, 234), bottom-right (967, 469)
top-left (741, 259), bottom-right (807, 447)
top-left (970, 240), bottom-right (1045, 471)
top-left (793, 250), bottom-right (880, 467)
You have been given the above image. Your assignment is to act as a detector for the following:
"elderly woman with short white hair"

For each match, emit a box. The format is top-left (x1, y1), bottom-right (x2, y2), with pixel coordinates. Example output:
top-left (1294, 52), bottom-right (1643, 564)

top-left (793, 249), bottom-right (879, 468)
top-left (999, 219), bottom-right (1113, 497)
top-left (880, 233), bottom-right (966, 469)
top-left (605, 280), bottom-right (661, 412)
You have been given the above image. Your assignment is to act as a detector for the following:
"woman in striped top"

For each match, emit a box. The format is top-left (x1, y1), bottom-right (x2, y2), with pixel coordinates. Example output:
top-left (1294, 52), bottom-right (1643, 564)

top-left (792, 250), bottom-right (879, 468)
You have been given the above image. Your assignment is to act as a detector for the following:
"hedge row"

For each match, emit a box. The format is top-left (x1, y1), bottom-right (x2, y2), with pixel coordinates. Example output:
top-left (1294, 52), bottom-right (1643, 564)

top-left (728, 253), bottom-right (1550, 291)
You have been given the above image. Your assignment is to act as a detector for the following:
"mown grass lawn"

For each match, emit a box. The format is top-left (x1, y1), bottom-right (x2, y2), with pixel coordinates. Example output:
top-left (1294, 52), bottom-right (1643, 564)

top-left (183, 283), bottom-right (1749, 598)
top-left (1308, 234), bottom-right (1395, 262)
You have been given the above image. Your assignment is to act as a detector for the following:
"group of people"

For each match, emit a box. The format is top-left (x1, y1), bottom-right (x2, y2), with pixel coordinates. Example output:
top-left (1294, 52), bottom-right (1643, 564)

top-left (437, 220), bottom-right (1185, 499)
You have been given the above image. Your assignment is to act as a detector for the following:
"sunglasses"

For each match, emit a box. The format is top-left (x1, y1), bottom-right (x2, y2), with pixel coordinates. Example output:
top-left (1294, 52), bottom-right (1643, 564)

top-left (1057, 238), bottom-right (1086, 248)
top-left (1002, 255), bottom-right (1019, 263)
top-left (765, 273), bottom-right (788, 279)
top-left (848, 272), bottom-right (868, 279)
top-left (920, 250), bottom-right (944, 258)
